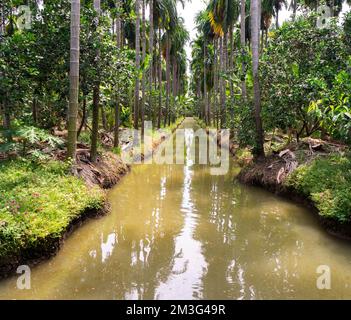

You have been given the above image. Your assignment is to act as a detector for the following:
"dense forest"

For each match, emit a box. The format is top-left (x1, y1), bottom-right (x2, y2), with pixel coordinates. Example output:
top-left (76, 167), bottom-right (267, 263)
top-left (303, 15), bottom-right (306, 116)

top-left (1, 0), bottom-right (350, 159)
top-left (0, 0), bottom-right (351, 288)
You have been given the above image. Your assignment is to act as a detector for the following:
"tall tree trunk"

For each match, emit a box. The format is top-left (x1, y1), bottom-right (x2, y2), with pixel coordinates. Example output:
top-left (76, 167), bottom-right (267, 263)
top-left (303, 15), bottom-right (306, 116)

top-left (158, 28), bottom-right (162, 129)
top-left (77, 95), bottom-right (86, 139)
top-left (213, 38), bottom-right (219, 128)
top-left (204, 39), bottom-right (208, 124)
top-left (149, 0), bottom-right (154, 124)
top-left (219, 37), bottom-right (224, 127)
top-left (0, 4), bottom-right (4, 36)
top-left (2, 95), bottom-right (11, 142)
top-left (114, 91), bottom-right (120, 148)
top-left (229, 24), bottom-right (234, 97)
top-left (91, 86), bottom-right (100, 162)
top-left (32, 96), bottom-right (38, 124)
top-left (229, 24), bottom-right (234, 123)
top-left (114, 0), bottom-right (122, 148)
top-left (67, 0), bottom-right (80, 161)
top-left (164, 34), bottom-right (171, 127)
top-left (251, 0), bottom-right (265, 158)
top-left (101, 104), bottom-right (107, 130)
top-left (141, 0), bottom-right (146, 136)
top-left (240, 0), bottom-right (247, 100)
top-left (134, 0), bottom-right (141, 129)
top-left (172, 57), bottom-right (177, 122)
top-left (90, 0), bottom-right (101, 163)
top-left (222, 33), bottom-right (228, 126)
top-left (153, 60), bottom-right (157, 124)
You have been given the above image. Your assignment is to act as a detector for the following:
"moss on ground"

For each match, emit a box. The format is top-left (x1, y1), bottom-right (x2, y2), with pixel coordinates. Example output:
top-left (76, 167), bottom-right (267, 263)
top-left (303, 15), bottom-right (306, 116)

top-left (0, 159), bottom-right (105, 259)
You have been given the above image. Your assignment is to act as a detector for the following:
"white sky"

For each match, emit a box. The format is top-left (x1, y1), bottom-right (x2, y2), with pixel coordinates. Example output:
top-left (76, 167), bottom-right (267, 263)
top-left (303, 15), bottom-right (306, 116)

top-left (178, 1), bottom-right (207, 67)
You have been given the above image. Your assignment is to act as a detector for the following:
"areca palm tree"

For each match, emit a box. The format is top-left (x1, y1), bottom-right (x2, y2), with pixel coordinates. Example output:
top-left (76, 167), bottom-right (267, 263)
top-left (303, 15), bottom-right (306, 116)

top-left (240, 0), bottom-right (247, 100)
top-left (114, 0), bottom-right (122, 148)
top-left (134, 0), bottom-right (141, 130)
top-left (149, 0), bottom-right (154, 123)
top-left (195, 9), bottom-right (214, 124)
top-left (152, 0), bottom-right (176, 127)
top-left (67, 0), bottom-right (80, 161)
top-left (251, 0), bottom-right (265, 158)
top-left (207, 0), bottom-right (239, 126)
top-left (141, 0), bottom-right (146, 136)
top-left (169, 17), bottom-right (189, 122)
top-left (90, 0), bottom-right (101, 163)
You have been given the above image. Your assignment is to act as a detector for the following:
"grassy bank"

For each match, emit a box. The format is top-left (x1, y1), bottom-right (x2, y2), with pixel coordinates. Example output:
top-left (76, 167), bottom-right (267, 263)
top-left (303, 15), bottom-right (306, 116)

top-left (0, 118), bottom-right (184, 277)
top-left (285, 154), bottom-right (351, 223)
top-left (238, 139), bottom-right (351, 233)
top-left (0, 159), bottom-right (105, 261)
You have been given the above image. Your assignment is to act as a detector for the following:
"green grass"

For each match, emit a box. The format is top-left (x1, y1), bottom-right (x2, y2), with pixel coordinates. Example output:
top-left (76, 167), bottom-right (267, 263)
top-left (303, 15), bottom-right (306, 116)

top-left (285, 153), bottom-right (351, 223)
top-left (0, 159), bottom-right (105, 259)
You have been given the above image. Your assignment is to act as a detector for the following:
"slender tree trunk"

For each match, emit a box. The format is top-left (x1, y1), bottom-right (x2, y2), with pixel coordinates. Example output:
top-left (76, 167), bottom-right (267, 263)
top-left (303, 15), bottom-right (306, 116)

top-left (172, 57), bottom-right (177, 121)
top-left (149, 0), bottom-right (154, 123)
top-left (219, 37), bottom-right (224, 127)
top-left (141, 0), bottom-right (146, 136)
top-left (222, 34), bottom-right (228, 126)
top-left (0, 3), bottom-right (5, 36)
top-left (164, 34), bottom-right (171, 127)
top-left (204, 39), bottom-right (208, 124)
top-left (101, 104), bottom-right (107, 130)
top-left (251, 0), bottom-right (265, 158)
top-left (134, 0), bottom-right (141, 129)
top-left (153, 60), bottom-right (157, 124)
top-left (91, 86), bottom-right (100, 162)
top-left (213, 38), bottom-right (218, 128)
top-left (240, 0), bottom-right (247, 100)
top-left (114, 0), bottom-right (122, 148)
top-left (2, 95), bottom-right (11, 142)
top-left (121, 21), bottom-right (125, 46)
top-left (229, 24), bottom-right (234, 124)
top-left (67, 0), bottom-right (80, 161)
top-left (0, 4), bottom-right (7, 137)
top-left (229, 24), bottom-right (234, 98)
top-left (114, 92), bottom-right (120, 148)
top-left (158, 28), bottom-right (162, 129)
top-left (90, 0), bottom-right (101, 163)
top-left (32, 96), bottom-right (38, 124)
top-left (77, 95), bottom-right (87, 139)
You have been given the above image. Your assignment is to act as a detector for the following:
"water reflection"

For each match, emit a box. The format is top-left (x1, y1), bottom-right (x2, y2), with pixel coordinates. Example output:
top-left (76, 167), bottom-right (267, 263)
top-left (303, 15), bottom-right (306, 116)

top-left (1, 118), bottom-right (351, 299)
top-left (155, 130), bottom-right (208, 300)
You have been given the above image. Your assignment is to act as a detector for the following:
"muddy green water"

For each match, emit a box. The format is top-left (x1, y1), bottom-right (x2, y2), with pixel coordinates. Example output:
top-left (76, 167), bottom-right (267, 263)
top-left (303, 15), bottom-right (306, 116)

top-left (1, 118), bottom-right (351, 300)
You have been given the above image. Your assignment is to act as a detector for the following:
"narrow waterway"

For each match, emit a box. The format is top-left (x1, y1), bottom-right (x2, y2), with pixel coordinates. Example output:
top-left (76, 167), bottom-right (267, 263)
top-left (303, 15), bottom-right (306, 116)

top-left (1, 117), bottom-right (351, 300)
